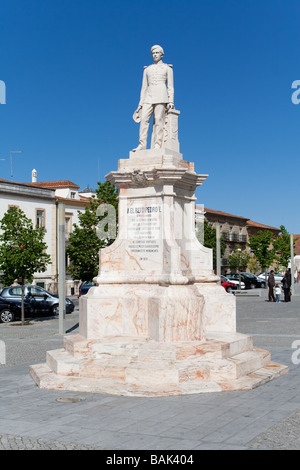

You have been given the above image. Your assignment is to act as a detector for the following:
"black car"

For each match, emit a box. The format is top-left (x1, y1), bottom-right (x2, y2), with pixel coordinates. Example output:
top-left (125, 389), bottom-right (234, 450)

top-left (78, 281), bottom-right (95, 297)
top-left (0, 296), bottom-right (33, 323)
top-left (225, 273), bottom-right (265, 289)
top-left (0, 285), bottom-right (74, 318)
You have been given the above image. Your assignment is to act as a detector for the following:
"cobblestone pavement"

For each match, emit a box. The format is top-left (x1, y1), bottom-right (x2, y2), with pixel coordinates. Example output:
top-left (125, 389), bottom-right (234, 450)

top-left (0, 289), bottom-right (299, 451)
top-left (0, 434), bottom-right (100, 450)
top-left (248, 409), bottom-right (300, 450)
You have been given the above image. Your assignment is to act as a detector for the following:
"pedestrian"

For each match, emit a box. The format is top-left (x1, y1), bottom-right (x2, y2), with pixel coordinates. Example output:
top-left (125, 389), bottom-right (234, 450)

top-left (275, 284), bottom-right (281, 303)
top-left (268, 270), bottom-right (276, 302)
top-left (281, 270), bottom-right (291, 302)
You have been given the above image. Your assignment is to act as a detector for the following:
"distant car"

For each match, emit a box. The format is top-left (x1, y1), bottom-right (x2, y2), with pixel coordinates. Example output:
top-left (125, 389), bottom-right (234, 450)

top-left (222, 275), bottom-right (245, 290)
top-left (220, 276), bottom-right (237, 293)
top-left (226, 273), bottom-right (265, 289)
top-left (79, 281), bottom-right (95, 297)
top-left (0, 285), bottom-right (74, 318)
top-left (0, 296), bottom-right (33, 323)
top-left (257, 272), bottom-right (283, 284)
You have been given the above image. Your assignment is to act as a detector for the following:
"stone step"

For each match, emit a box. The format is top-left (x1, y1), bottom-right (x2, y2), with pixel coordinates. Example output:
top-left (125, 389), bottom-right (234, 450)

top-left (206, 331), bottom-right (254, 358)
top-left (63, 334), bottom-right (150, 359)
top-left (46, 349), bottom-right (80, 376)
top-left (29, 359), bottom-right (289, 397)
top-left (231, 348), bottom-right (271, 378)
top-left (47, 348), bottom-right (134, 380)
top-left (217, 362), bottom-right (289, 391)
top-left (63, 332), bottom-right (254, 365)
top-left (209, 348), bottom-right (271, 381)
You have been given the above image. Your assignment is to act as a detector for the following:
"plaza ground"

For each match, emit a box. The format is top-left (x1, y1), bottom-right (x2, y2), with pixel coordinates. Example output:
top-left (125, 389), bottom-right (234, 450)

top-left (0, 285), bottom-right (299, 450)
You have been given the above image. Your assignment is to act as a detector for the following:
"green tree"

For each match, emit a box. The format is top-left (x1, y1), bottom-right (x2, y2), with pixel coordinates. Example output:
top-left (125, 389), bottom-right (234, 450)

top-left (247, 254), bottom-right (261, 274)
top-left (0, 207), bottom-right (51, 325)
top-left (247, 230), bottom-right (276, 285)
top-left (228, 246), bottom-right (250, 273)
top-left (273, 225), bottom-right (297, 270)
top-left (66, 181), bottom-right (118, 282)
top-left (227, 246), bottom-right (250, 289)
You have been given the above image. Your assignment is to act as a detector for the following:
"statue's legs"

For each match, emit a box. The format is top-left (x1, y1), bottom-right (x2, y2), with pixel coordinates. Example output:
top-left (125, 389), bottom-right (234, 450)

top-left (137, 104), bottom-right (153, 150)
top-left (152, 104), bottom-right (166, 149)
top-left (133, 103), bottom-right (167, 151)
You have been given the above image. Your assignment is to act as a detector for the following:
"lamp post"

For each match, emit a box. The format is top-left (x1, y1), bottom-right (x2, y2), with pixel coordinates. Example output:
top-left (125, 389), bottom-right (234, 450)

top-left (291, 234), bottom-right (295, 296)
top-left (9, 150), bottom-right (22, 181)
top-left (58, 202), bottom-right (66, 335)
top-left (237, 248), bottom-right (242, 290)
top-left (216, 223), bottom-right (221, 284)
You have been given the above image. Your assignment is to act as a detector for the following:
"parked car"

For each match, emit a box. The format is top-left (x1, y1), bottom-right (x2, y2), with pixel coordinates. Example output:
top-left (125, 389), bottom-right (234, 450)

top-left (0, 296), bottom-right (33, 323)
top-left (257, 272), bottom-right (284, 284)
top-left (220, 276), bottom-right (237, 293)
top-left (226, 273), bottom-right (265, 289)
top-left (0, 285), bottom-right (74, 317)
top-left (222, 275), bottom-right (245, 290)
top-left (78, 281), bottom-right (95, 297)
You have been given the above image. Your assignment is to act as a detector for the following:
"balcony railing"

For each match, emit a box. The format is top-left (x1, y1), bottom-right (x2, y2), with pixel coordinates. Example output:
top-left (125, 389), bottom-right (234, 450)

top-left (221, 232), bottom-right (247, 242)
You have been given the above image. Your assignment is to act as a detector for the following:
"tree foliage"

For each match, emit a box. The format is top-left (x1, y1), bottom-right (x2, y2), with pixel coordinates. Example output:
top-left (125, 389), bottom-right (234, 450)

top-left (66, 181), bottom-right (118, 282)
top-left (0, 207), bottom-right (51, 324)
top-left (227, 245), bottom-right (250, 272)
top-left (273, 225), bottom-right (297, 270)
top-left (247, 230), bottom-right (276, 271)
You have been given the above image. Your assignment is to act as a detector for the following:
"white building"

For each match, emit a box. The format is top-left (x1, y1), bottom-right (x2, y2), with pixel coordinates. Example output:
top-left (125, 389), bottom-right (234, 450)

top-left (0, 172), bottom-right (91, 295)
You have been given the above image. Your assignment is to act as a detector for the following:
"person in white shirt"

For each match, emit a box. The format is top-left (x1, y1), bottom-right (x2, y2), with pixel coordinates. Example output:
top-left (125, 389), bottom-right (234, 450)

top-left (275, 284), bottom-right (281, 303)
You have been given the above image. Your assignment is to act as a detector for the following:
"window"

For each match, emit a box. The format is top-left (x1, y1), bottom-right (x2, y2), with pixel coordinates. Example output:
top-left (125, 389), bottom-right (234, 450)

top-left (70, 191), bottom-right (76, 199)
top-left (36, 209), bottom-right (45, 229)
top-left (65, 214), bottom-right (73, 239)
top-left (28, 286), bottom-right (46, 297)
top-left (10, 286), bottom-right (22, 296)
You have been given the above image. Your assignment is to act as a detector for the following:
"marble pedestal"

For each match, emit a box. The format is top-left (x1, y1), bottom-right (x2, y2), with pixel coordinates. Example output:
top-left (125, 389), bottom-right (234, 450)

top-left (30, 148), bottom-right (288, 396)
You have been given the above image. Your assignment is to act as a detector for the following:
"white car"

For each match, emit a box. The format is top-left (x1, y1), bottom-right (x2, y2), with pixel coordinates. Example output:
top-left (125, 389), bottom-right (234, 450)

top-left (257, 272), bottom-right (284, 283)
top-left (221, 275), bottom-right (245, 290)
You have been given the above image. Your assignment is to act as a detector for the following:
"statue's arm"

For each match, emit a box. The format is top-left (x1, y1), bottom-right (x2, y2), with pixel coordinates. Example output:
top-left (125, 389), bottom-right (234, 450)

top-left (137, 67), bottom-right (148, 110)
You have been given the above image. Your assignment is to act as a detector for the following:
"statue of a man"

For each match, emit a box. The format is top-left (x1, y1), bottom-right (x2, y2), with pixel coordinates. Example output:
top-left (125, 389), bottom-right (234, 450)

top-left (132, 45), bottom-right (174, 151)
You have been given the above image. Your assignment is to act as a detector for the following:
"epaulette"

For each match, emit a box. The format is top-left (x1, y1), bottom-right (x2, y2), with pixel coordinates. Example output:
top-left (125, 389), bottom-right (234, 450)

top-left (168, 64), bottom-right (173, 68)
top-left (144, 65), bottom-right (148, 69)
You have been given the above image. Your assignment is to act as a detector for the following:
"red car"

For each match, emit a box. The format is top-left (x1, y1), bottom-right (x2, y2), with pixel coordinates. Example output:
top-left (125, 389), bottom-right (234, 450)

top-left (221, 278), bottom-right (236, 293)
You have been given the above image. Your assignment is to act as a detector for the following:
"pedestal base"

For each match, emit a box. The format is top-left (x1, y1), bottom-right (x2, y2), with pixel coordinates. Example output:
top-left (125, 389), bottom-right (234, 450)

top-left (30, 331), bottom-right (288, 397)
top-left (29, 148), bottom-right (289, 395)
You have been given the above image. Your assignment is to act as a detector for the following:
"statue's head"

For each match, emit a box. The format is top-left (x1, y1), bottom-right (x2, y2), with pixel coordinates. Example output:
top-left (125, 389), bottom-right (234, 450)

top-left (151, 45), bottom-right (164, 62)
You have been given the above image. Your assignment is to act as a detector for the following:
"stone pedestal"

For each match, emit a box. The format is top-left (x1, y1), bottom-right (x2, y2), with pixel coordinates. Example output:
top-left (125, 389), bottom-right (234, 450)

top-left (30, 147), bottom-right (288, 396)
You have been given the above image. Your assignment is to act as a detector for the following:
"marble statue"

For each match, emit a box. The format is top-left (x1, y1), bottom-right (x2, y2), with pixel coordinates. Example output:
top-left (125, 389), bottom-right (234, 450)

top-left (132, 45), bottom-right (174, 151)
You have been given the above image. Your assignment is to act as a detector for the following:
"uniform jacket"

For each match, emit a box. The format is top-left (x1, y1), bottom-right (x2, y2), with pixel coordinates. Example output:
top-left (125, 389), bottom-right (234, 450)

top-left (138, 62), bottom-right (174, 106)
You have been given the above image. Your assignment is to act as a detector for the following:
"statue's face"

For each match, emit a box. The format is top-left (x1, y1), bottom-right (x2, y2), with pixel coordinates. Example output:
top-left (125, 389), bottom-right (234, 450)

top-left (152, 49), bottom-right (163, 63)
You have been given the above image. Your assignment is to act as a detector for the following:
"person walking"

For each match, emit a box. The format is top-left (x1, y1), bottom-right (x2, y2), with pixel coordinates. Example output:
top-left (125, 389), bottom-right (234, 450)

top-left (275, 284), bottom-right (281, 303)
top-left (268, 270), bottom-right (276, 302)
top-left (281, 270), bottom-right (291, 302)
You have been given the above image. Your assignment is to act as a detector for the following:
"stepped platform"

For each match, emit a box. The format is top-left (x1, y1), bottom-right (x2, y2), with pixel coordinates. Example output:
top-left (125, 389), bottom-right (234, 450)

top-left (30, 332), bottom-right (288, 396)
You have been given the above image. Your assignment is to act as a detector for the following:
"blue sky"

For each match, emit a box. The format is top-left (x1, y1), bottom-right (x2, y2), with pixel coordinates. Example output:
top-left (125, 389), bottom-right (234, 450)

top-left (1, 0), bottom-right (300, 233)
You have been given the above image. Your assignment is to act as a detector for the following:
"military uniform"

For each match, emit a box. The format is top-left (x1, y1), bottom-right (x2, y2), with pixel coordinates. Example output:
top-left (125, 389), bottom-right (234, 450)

top-left (136, 62), bottom-right (174, 150)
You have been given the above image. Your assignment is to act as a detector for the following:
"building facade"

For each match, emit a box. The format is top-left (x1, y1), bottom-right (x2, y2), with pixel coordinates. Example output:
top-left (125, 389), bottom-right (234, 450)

top-left (0, 175), bottom-right (91, 295)
top-left (195, 205), bottom-right (281, 274)
top-left (0, 171), bottom-right (286, 291)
